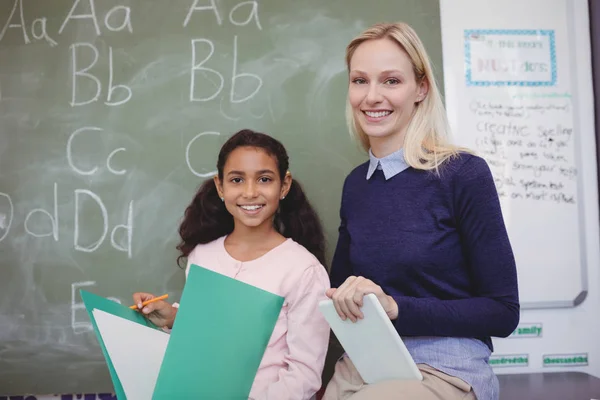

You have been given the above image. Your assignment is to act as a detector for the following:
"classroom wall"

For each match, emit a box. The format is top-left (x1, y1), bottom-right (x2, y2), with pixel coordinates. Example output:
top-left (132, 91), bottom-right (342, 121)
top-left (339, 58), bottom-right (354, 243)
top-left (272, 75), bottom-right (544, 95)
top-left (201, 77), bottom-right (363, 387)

top-left (1, 0), bottom-right (598, 397)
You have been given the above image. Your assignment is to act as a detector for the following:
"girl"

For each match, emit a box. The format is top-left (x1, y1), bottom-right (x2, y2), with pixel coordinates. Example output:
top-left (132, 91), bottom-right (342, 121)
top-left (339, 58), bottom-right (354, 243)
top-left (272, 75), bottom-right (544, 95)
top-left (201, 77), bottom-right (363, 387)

top-left (323, 23), bottom-right (519, 400)
top-left (133, 129), bottom-right (330, 400)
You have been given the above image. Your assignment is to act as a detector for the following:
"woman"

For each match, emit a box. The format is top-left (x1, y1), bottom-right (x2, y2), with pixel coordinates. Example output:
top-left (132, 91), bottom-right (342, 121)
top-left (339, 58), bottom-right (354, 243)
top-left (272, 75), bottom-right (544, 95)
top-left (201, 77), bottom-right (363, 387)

top-left (323, 23), bottom-right (519, 400)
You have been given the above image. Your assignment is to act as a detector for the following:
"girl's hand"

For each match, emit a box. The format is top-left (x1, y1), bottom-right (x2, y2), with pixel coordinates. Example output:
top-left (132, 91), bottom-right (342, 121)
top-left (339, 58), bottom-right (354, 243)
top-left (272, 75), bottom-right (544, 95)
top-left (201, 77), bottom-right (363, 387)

top-left (325, 276), bottom-right (398, 322)
top-left (132, 292), bottom-right (177, 329)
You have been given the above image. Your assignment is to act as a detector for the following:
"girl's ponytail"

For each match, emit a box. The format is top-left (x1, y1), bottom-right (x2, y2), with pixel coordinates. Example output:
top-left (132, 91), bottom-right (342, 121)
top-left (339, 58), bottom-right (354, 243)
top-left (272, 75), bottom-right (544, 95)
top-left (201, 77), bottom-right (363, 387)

top-left (176, 179), bottom-right (233, 267)
top-left (278, 179), bottom-right (326, 265)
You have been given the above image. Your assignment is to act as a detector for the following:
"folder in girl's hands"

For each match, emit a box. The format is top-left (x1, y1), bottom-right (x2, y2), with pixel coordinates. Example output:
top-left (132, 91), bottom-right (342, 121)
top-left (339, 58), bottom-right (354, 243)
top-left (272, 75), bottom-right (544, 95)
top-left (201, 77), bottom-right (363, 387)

top-left (82, 264), bottom-right (285, 399)
top-left (153, 264), bottom-right (285, 398)
top-left (93, 308), bottom-right (169, 400)
top-left (80, 290), bottom-right (164, 400)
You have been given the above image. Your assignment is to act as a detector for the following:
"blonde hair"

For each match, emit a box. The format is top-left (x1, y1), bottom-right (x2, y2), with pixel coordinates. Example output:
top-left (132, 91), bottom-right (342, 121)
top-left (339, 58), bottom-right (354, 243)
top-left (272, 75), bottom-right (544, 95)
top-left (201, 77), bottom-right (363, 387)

top-left (345, 22), bottom-right (467, 171)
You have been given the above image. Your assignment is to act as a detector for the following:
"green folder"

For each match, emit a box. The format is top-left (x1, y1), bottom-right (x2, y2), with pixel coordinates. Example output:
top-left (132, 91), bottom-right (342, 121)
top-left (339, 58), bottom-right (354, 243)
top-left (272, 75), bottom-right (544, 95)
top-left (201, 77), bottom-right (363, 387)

top-left (80, 290), bottom-right (160, 400)
top-left (83, 264), bottom-right (284, 399)
top-left (153, 264), bottom-right (284, 399)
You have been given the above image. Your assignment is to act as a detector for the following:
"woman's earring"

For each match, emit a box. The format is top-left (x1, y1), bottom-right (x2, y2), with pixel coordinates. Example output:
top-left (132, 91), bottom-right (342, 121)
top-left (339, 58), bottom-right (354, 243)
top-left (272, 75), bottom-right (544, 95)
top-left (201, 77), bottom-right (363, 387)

top-left (280, 196), bottom-right (285, 200)
top-left (220, 197), bottom-right (224, 202)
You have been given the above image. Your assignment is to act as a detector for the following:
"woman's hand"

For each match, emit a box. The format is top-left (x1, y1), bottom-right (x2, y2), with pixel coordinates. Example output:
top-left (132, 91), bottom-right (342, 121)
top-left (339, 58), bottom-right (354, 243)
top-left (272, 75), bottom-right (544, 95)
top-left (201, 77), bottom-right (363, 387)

top-left (325, 276), bottom-right (398, 322)
top-left (132, 292), bottom-right (177, 329)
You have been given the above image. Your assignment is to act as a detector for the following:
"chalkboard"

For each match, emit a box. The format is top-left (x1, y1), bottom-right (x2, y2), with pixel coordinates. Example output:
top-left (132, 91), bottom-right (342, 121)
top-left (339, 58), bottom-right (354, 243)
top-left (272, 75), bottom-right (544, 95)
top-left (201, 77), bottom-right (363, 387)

top-left (0, 0), bottom-right (443, 395)
top-left (440, 0), bottom-right (591, 309)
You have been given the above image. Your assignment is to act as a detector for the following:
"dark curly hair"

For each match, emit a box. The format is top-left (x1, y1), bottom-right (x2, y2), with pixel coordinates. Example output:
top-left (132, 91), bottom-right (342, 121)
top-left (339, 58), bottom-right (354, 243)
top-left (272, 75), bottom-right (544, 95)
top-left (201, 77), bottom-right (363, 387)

top-left (176, 129), bottom-right (326, 267)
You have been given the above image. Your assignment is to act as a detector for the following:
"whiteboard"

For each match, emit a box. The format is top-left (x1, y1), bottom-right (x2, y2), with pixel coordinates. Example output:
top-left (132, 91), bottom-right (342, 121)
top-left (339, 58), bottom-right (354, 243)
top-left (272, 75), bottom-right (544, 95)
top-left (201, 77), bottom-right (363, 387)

top-left (440, 0), bottom-right (593, 308)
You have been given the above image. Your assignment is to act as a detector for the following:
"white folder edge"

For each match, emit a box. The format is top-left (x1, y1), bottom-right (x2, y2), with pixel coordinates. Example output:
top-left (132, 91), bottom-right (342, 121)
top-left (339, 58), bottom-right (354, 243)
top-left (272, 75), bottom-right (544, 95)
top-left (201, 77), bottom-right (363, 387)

top-left (319, 293), bottom-right (423, 384)
top-left (93, 309), bottom-right (170, 400)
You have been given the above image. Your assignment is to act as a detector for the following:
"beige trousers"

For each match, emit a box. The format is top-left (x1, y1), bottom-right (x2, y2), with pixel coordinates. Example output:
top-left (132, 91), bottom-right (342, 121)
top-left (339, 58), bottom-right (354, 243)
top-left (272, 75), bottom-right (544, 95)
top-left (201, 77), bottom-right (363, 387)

top-left (322, 356), bottom-right (477, 400)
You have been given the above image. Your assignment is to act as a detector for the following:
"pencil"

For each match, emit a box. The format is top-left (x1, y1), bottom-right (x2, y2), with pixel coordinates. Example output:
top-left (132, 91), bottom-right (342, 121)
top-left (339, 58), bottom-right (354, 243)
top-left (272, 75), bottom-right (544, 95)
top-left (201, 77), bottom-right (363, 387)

top-left (129, 294), bottom-right (169, 309)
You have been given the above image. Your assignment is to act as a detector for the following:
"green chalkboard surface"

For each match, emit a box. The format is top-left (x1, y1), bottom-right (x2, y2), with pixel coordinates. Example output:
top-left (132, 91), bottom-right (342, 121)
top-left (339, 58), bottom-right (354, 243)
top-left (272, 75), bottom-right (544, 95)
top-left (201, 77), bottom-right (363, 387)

top-left (0, 0), bottom-right (442, 394)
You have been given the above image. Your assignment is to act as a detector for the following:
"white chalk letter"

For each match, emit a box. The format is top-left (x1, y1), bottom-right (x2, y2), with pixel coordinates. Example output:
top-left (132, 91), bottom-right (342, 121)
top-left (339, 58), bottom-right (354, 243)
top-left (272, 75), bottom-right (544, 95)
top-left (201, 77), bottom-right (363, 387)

top-left (107, 147), bottom-right (127, 175)
top-left (105, 47), bottom-right (132, 106)
top-left (186, 131), bottom-right (219, 177)
top-left (0, 0), bottom-right (30, 44)
top-left (229, 1), bottom-right (261, 30)
top-left (183, 0), bottom-right (222, 27)
top-left (71, 281), bottom-right (95, 332)
top-left (31, 18), bottom-right (58, 47)
top-left (230, 35), bottom-right (262, 103)
top-left (67, 126), bottom-right (102, 175)
top-left (0, 192), bottom-right (14, 243)
top-left (59, 0), bottom-right (101, 36)
top-left (110, 201), bottom-right (133, 258)
top-left (74, 189), bottom-right (108, 253)
top-left (190, 39), bottom-right (224, 102)
top-left (104, 5), bottom-right (132, 33)
top-left (70, 43), bottom-right (101, 106)
top-left (24, 182), bottom-right (59, 241)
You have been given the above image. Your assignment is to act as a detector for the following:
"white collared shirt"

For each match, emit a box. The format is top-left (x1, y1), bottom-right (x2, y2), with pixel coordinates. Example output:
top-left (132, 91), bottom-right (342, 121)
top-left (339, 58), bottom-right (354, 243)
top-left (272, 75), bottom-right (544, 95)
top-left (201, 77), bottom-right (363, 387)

top-left (366, 147), bottom-right (410, 180)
